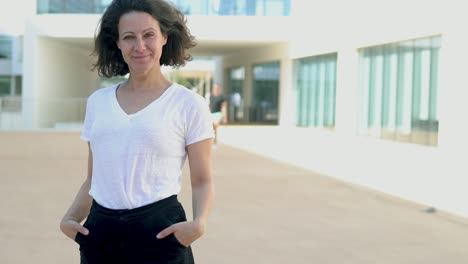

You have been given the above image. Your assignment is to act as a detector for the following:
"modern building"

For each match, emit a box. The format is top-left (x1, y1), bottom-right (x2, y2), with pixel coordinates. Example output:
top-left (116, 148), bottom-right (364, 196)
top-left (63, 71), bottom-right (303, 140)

top-left (1, 0), bottom-right (468, 218)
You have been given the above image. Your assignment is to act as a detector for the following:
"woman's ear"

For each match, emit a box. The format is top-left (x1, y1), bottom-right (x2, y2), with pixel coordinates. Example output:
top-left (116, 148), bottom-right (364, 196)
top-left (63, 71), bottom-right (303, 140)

top-left (163, 33), bottom-right (168, 46)
top-left (116, 41), bottom-right (121, 49)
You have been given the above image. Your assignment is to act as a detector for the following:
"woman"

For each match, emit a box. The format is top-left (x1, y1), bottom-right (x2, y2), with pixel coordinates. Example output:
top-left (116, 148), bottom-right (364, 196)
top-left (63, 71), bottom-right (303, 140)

top-left (59, 0), bottom-right (214, 263)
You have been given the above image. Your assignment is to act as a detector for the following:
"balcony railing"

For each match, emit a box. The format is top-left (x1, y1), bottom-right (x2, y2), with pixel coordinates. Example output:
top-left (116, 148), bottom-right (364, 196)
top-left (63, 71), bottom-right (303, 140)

top-left (0, 96), bottom-right (87, 130)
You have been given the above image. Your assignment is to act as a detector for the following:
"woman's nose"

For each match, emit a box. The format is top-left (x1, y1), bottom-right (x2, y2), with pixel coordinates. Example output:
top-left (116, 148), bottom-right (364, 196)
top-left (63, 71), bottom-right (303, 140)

top-left (134, 37), bottom-right (146, 51)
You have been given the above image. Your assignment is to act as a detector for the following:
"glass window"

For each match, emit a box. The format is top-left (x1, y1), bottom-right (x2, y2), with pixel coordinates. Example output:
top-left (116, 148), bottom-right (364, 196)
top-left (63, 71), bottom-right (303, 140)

top-left (227, 66), bottom-right (245, 122)
top-left (0, 76), bottom-right (22, 96)
top-left (0, 35), bottom-right (13, 59)
top-left (0, 76), bottom-right (10, 95)
top-left (295, 53), bottom-right (337, 128)
top-left (37, 0), bottom-right (290, 15)
top-left (261, 0), bottom-right (290, 16)
top-left (37, 0), bottom-right (110, 14)
top-left (358, 36), bottom-right (441, 146)
top-left (14, 76), bottom-right (22, 95)
top-left (251, 61), bottom-right (280, 124)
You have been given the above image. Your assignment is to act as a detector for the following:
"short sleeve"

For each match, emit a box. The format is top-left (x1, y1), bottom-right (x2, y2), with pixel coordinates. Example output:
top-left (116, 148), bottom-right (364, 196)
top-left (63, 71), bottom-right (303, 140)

top-left (80, 95), bottom-right (95, 142)
top-left (185, 94), bottom-right (215, 146)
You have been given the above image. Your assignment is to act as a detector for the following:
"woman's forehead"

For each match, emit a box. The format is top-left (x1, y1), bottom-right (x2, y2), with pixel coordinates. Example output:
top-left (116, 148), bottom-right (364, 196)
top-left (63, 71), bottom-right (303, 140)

top-left (118, 11), bottom-right (161, 31)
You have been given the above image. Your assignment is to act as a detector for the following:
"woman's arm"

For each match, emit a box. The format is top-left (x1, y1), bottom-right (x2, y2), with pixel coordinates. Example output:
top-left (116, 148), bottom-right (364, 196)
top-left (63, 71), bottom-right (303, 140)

top-left (221, 100), bottom-right (228, 124)
top-left (157, 138), bottom-right (214, 246)
top-left (59, 143), bottom-right (94, 240)
top-left (187, 138), bottom-right (214, 232)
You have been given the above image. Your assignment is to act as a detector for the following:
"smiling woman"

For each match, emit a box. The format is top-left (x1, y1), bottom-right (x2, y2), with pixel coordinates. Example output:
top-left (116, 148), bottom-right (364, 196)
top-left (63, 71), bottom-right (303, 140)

top-left (59, 1), bottom-right (214, 264)
top-left (92, 0), bottom-right (196, 77)
top-left (116, 12), bottom-right (168, 77)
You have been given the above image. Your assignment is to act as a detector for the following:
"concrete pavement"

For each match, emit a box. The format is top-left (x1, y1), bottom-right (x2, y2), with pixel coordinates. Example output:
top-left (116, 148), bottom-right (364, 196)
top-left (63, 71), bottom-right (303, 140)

top-left (1, 131), bottom-right (468, 263)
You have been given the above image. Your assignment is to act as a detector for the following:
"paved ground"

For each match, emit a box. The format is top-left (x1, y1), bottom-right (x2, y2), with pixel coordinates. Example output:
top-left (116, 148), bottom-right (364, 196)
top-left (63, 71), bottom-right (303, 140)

top-left (1, 131), bottom-right (468, 264)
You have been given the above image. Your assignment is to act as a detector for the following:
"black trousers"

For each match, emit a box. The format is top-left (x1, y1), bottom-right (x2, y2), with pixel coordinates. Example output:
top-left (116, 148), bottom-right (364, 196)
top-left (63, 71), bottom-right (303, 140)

top-left (75, 195), bottom-right (195, 264)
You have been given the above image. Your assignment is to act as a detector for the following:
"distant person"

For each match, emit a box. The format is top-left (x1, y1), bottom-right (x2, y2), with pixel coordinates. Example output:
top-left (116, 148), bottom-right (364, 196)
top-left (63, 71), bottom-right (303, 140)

top-left (59, 0), bottom-right (214, 263)
top-left (209, 83), bottom-right (227, 145)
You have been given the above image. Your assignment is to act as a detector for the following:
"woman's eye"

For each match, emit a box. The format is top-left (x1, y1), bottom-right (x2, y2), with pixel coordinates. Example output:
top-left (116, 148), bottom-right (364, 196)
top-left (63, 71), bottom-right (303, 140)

top-left (123, 35), bottom-right (134, 40)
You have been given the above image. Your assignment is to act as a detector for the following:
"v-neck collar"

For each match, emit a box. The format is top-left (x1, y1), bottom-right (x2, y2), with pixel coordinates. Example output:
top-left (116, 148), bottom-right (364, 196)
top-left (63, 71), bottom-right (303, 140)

top-left (112, 82), bottom-right (175, 118)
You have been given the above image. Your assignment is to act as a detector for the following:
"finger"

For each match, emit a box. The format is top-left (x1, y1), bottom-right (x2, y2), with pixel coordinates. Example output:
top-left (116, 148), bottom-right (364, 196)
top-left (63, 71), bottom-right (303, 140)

top-left (156, 226), bottom-right (174, 239)
top-left (70, 221), bottom-right (89, 236)
top-left (78, 225), bottom-right (90, 236)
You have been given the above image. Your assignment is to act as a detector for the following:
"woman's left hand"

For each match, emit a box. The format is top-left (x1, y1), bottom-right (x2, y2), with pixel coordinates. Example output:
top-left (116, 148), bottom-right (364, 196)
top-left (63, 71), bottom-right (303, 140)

top-left (156, 221), bottom-right (205, 247)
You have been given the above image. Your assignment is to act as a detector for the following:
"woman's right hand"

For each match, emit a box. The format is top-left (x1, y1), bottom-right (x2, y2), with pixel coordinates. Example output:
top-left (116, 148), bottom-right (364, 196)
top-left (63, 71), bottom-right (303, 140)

top-left (60, 218), bottom-right (89, 240)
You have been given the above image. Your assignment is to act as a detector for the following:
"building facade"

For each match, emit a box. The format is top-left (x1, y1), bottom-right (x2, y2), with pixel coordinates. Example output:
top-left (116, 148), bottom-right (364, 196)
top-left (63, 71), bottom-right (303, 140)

top-left (1, 0), bottom-right (468, 218)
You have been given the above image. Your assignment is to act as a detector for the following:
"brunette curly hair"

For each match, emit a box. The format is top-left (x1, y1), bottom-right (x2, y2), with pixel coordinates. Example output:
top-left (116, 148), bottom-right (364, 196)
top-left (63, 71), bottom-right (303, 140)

top-left (92, 0), bottom-right (196, 77)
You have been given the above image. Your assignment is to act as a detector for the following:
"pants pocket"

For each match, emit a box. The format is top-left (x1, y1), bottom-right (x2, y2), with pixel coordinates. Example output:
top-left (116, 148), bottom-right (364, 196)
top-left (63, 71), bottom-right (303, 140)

top-left (169, 233), bottom-right (187, 248)
top-left (164, 205), bottom-right (189, 249)
top-left (74, 232), bottom-right (81, 245)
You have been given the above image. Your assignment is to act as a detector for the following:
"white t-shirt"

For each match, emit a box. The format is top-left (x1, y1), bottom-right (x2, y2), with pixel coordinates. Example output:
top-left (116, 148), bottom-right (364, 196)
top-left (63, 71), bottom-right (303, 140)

top-left (81, 82), bottom-right (214, 209)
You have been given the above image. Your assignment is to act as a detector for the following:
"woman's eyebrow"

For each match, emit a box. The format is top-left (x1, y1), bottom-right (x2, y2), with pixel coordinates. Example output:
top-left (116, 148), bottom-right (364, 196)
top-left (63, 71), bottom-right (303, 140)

top-left (122, 28), bottom-right (156, 35)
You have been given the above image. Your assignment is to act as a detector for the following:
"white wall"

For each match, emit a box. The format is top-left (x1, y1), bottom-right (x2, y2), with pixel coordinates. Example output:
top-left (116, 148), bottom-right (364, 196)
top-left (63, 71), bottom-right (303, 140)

top-left (187, 15), bottom-right (292, 42)
top-left (22, 22), bottom-right (98, 129)
top-left (217, 0), bottom-right (468, 219)
top-left (0, 0), bottom-right (36, 35)
top-left (22, 22), bottom-right (41, 128)
top-left (35, 38), bottom-right (97, 128)
top-left (38, 38), bottom-right (96, 97)
top-left (290, 0), bottom-right (447, 60)
top-left (224, 43), bottom-right (288, 68)
top-left (22, 16), bottom-right (100, 129)
top-left (22, 14), bottom-right (101, 108)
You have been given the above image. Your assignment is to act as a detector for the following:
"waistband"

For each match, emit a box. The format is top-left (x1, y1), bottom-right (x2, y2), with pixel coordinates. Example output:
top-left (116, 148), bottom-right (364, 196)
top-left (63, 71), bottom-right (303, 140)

top-left (91, 195), bottom-right (179, 217)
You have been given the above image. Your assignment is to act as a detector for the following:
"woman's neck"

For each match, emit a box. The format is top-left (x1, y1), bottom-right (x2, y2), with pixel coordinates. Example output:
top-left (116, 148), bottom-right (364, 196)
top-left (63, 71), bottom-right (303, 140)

top-left (126, 71), bottom-right (171, 93)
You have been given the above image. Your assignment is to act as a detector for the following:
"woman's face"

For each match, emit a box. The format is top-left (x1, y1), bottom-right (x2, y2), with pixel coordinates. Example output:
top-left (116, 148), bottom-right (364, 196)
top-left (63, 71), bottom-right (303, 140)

top-left (116, 11), bottom-right (167, 76)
